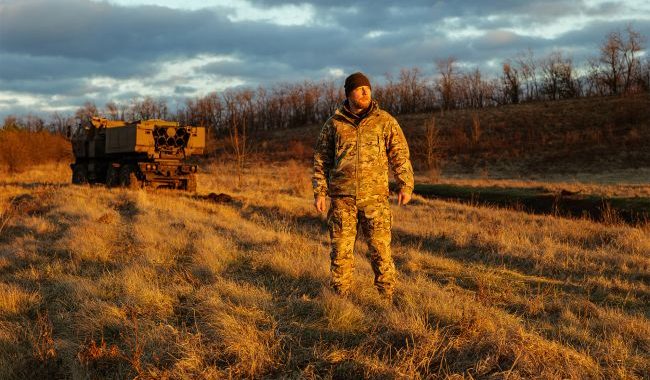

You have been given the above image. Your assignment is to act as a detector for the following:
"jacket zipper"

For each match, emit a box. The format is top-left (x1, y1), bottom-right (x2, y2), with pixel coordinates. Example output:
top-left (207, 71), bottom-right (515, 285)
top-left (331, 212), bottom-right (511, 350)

top-left (356, 122), bottom-right (360, 199)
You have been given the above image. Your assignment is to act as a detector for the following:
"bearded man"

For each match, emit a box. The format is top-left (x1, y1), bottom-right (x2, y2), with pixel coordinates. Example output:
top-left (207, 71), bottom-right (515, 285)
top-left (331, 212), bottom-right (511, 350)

top-left (312, 72), bottom-right (414, 301)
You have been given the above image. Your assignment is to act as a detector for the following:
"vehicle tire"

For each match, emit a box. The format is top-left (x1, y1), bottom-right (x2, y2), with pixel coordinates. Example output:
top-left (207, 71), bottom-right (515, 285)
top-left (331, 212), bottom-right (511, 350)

top-left (106, 164), bottom-right (120, 188)
top-left (186, 174), bottom-right (197, 192)
top-left (119, 164), bottom-right (141, 190)
top-left (72, 164), bottom-right (88, 184)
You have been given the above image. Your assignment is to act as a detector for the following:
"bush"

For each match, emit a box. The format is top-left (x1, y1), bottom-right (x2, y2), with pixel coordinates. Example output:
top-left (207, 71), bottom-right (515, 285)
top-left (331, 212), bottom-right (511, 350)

top-left (286, 140), bottom-right (311, 161)
top-left (0, 130), bottom-right (72, 173)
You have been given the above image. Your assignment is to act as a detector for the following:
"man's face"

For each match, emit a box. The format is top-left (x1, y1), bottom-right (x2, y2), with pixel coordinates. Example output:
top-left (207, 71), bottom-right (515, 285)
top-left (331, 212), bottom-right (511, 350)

top-left (348, 86), bottom-right (372, 110)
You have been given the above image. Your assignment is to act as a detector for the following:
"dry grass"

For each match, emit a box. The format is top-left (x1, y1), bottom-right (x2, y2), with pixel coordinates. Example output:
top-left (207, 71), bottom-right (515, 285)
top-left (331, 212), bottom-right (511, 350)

top-left (251, 94), bottom-right (650, 181)
top-left (419, 176), bottom-right (650, 198)
top-left (0, 161), bottom-right (648, 379)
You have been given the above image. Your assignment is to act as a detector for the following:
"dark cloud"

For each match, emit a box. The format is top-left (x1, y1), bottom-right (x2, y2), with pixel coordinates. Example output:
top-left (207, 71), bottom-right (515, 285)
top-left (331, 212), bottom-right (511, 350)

top-left (0, 53), bottom-right (154, 81)
top-left (256, 0), bottom-right (588, 22)
top-left (0, 0), bottom-right (648, 120)
top-left (0, 0), bottom-right (346, 61)
top-left (0, 77), bottom-right (89, 96)
top-left (0, 0), bottom-right (217, 60)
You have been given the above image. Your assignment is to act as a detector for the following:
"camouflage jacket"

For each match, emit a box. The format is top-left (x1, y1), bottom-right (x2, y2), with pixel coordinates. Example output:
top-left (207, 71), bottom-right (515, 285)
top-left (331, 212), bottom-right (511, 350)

top-left (312, 100), bottom-right (414, 199)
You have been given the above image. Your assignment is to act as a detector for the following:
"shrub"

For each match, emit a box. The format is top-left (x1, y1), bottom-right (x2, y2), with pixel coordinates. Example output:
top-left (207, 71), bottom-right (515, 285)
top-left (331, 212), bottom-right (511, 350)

top-left (0, 130), bottom-right (72, 173)
top-left (287, 140), bottom-right (310, 161)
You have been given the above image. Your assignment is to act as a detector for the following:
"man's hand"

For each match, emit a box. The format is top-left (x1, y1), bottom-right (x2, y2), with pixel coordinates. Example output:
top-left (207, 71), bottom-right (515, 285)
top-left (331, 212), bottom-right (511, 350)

top-left (314, 195), bottom-right (327, 213)
top-left (398, 190), bottom-right (411, 206)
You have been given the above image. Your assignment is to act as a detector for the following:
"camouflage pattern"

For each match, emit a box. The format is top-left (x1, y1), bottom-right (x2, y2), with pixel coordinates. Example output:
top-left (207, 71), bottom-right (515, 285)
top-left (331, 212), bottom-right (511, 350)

top-left (313, 100), bottom-right (413, 295)
top-left (328, 195), bottom-right (396, 295)
top-left (312, 100), bottom-right (414, 199)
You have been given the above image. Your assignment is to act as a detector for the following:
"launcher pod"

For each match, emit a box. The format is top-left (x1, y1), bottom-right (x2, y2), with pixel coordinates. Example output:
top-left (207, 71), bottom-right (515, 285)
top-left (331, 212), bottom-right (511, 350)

top-left (71, 117), bottom-right (205, 191)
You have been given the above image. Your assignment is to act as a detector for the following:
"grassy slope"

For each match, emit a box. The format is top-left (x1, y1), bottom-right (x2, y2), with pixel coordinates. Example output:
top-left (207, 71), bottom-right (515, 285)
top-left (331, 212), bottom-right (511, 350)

top-left (0, 162), bottom-right (648, 379)
top-left (252, 93), bottom-right (650, 181)
top-left (402, 94), bottom-right (650, 176)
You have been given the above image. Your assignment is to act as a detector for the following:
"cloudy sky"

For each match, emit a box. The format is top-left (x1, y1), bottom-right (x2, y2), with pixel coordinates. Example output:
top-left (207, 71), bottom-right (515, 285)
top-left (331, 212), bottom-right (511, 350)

top-left (1, 0), bottom-right (649, 120)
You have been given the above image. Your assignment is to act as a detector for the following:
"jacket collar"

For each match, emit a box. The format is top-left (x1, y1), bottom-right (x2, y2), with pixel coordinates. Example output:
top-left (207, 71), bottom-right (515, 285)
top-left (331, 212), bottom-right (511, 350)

top-left (334, 99), bottom-right (379, 125)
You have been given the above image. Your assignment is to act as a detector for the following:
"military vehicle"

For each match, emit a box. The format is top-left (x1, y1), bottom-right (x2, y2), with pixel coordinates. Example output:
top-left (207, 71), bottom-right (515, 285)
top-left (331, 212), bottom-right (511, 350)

top-left (70, 117), bottom-right (205, 191)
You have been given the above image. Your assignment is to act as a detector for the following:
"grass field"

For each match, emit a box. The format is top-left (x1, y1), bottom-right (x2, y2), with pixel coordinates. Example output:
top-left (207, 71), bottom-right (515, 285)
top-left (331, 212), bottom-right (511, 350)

top-left (0, 161), bottom-right (649, 379)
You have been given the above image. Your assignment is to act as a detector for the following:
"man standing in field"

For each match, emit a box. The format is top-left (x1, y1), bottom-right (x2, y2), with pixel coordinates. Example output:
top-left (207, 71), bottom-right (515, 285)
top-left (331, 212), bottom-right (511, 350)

top-left (312, 72), bottom-right (414, 301)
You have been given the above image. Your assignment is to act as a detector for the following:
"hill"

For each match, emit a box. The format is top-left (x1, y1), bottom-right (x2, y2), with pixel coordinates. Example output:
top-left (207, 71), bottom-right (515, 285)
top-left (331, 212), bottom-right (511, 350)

top-left (0, 163), bottom-right (648, 378)
top-left (249, 94), bottom-right (650, 181)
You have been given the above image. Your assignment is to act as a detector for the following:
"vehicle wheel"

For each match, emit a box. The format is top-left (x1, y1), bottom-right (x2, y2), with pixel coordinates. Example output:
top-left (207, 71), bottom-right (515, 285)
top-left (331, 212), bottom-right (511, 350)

top-left (72, 164), bottom-right (88, 184)
top-left (119, 164), bottom-right (141, 190)
top-left (186, 174), bottom-right (197, 192)
top-left (106, 164), bottom-right (120, 188)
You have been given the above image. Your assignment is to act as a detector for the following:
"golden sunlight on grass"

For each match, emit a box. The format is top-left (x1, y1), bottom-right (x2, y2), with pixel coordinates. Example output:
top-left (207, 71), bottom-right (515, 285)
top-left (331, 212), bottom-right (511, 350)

top-left (0, 162), bottom-right (648, 378)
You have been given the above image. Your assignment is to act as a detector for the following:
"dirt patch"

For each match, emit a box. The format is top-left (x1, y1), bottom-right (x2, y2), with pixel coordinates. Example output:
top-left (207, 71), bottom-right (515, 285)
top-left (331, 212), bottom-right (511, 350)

top-left (198, 192), bottom-right (234, 204)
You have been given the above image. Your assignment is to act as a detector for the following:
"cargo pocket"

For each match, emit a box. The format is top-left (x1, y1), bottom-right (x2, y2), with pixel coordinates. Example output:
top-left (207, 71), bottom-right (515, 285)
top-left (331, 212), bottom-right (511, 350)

top-left (327, 206), bottom-right (342, 238)
top-left (369, 135), bottom-right (382, 158)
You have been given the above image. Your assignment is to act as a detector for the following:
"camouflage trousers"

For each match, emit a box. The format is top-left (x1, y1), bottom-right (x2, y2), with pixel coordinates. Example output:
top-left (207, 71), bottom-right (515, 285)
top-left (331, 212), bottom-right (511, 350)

top-left (327, 196), bottom-right (396, 296)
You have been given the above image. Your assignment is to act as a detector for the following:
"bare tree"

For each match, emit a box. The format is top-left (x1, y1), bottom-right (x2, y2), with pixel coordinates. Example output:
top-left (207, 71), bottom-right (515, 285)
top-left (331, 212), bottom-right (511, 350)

top-left (457, 67), bottom-right (492, 108)
top-left (50, 112), bottom-right (74, 137)
top-left (374, 73), bottom-right (399, 114)
top-left (22, 114), bottom-right (45, 132)
top-left (397, 67), bottom-right (426, 114)
top-left (301, 81), bottom-right (321, 126)
top-left (156, 99), bottom-right (168, 119)
top-left (515, 48), bottom-right (539, 101)
top-left (130, 96), bottom-right (168, 120)
top-left (223, 91), bottom-right (248, 187)
top-left (105, 101), bottom-right (120, 120)
top-left (179, 92), bottom-right (225, 159)
top-left (590, 26), bottom-right (647, 96)
top-left (585, 57), bottom-right (608, 96)
top-left (255, 86), bottom-right (270, 131)
top-left (75, 101), bottom-right (98, 127)
top-left (502, 61), bottom-right (521, 104)
top-left (541, 51), bottom-right (577, 100)
top-left (423, 115), bottom-right (441, 173)
top-left (599, 30), bottom-right (625, 95)
top-left (622, 24), bottom-right (645, 93)
top-left (436, 57), bottom-right (457, 111)
top-left (640, 57), bottom-right (650, 92)
top-left (198, 92), bottom-right (224, 131)
top-left (132, 97), bottom-right (153, 120)
top-left (321, 80), bottom-right (343, 118)
top-left (118, 103), bottom-right (128, 121)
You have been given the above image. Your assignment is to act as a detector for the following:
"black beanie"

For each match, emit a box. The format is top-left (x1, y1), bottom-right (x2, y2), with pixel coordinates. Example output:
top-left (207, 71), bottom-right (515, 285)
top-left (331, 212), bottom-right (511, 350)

top-left (344, 72), bottom-right (371, 96)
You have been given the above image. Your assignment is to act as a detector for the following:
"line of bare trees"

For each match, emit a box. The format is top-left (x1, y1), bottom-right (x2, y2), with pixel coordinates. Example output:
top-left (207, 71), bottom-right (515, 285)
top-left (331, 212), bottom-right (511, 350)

top-left (3, 25), bottom-right (648, 140)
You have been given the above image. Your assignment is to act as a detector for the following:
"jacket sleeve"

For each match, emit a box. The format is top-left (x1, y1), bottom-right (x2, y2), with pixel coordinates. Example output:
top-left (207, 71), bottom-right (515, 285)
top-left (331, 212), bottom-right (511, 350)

top-left (312, 120), bottom-right (334, 197)
top-left (386, 118), bottom-right (414, 195)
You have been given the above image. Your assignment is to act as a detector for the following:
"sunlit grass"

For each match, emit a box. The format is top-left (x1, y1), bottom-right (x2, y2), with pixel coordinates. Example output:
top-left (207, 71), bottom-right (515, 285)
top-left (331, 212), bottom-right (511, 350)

top-left (0, 162), bottom-right (648, 379)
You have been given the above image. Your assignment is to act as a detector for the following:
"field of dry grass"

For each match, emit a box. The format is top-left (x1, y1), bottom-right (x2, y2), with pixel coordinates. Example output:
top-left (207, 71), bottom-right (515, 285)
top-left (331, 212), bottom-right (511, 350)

top-left (1, 161), bottom-right (649, 379)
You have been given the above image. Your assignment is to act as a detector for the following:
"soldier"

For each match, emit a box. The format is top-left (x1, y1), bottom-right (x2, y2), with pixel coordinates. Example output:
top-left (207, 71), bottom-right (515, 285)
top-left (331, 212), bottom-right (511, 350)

top-left (312, 72), bottom-right (414, 301)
